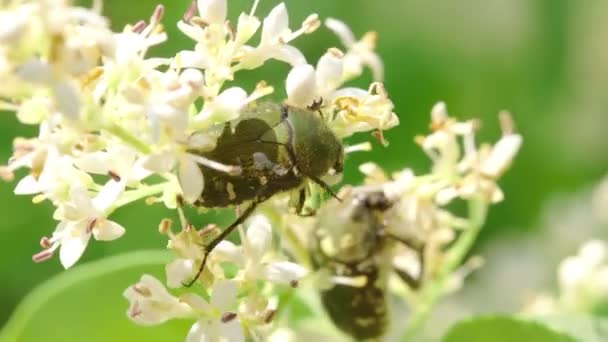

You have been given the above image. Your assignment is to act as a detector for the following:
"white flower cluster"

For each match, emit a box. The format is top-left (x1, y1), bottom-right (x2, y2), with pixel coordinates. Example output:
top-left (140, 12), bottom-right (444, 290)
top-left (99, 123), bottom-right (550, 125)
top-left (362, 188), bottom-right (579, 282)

top-left (1, 0), bottom-right (399, 340)
top-left (525, 239), bottom-right (608, 315)
top-left (337, 103), bottom-right (521, 290)
top-left (265, 103), bottom-right (522, 340)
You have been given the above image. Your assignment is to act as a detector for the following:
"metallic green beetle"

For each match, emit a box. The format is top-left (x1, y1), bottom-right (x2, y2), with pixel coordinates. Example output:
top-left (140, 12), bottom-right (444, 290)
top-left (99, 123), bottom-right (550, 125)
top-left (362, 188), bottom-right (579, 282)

top-left (312, 187), bottom-right (424, 340)
top-left (184, 101), bottom-right (344, 286)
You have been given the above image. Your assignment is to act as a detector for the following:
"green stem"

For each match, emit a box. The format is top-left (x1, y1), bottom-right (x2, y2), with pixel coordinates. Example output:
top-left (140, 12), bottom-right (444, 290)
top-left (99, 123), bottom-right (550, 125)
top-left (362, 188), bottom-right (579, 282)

top-left (261, 205), bottom-right (312, 269)
top-left (402, 196), bottom-right (488, 341)
top-left (107, 183), bottom-right (167, 213)
top-left (105, 123), bottom-right (152, 154)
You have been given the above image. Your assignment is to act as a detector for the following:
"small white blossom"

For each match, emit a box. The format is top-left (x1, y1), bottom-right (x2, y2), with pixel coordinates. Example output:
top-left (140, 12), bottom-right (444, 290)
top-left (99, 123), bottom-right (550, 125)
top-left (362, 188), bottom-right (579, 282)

top-left (33, 181), bottom-right (126, 268)
top-left (124, 275), bottom-right (193, 325)
top-left (214, 215), bottom-right (308, 285)
top-left (558, 239), bottom-right (608, 310)
top-left (325, 18), bottom-right (383, 81)
top-left (183, 281), bottom-right (244, 342)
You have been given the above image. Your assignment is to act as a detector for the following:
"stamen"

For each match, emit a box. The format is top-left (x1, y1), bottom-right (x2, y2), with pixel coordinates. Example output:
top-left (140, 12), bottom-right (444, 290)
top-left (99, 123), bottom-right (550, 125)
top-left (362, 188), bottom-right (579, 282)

top-left (499, 110), bottom-right (516, 136)
top-left (221, 312), bottom-right (237, 323)
top-left (264, 309), bottom-right (277, 324)
top-left (133, 284), bottom-right (152, 297)
top-left (108, 170), bottom-right (121, 182)
top-left (176, 196), bottom-right (189, 231)
top-left (184, 0), bottom-right (197, 22)
top-left (92, 0), bottom-right (103, 14)
top-left (158, 218), bottom-right (172, 235)
top-left (249, 0), bottom-right (260, 17)
top-left (32, 249), bottom-right (54, 263)
top-left (302, 14), bottom-right (321, 34)
top-left (129, 304), bottom-right (143, 318)
top-left (151, 5), bottom-right (165, 25)
top-left (40, 236), bottom-right (52, 248)
top-left (131, 20), bottom-right (147, 34)
top-left (86, 218), bottom-right (98, 234)
top-left (0, 166), bottom-right (14, 182)
top-left (199, 224), bottom-right (219, 238)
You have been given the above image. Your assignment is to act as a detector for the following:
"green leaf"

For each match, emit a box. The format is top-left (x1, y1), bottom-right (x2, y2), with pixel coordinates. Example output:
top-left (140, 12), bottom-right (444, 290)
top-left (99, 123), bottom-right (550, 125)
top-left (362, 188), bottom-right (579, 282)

top-left (443, 315), bottom-right (576, 342)
top-left (530, 313), bottom-right (608, 342)
top-left (0, 250), bottom-right (192, 342)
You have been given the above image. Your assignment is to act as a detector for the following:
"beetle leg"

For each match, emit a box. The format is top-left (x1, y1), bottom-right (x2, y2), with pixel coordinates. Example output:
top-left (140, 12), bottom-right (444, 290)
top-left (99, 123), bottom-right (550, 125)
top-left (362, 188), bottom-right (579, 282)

top-left (182, 200), bottom-right (260, 287)
top-left (310, 176), bottom-right (341, 202)
top-left (385, 234), bottom-right (425, 290)
top-left (292, 187), bottom-right (317, 216)
top-left (306, 97), bottom-right (324, 119)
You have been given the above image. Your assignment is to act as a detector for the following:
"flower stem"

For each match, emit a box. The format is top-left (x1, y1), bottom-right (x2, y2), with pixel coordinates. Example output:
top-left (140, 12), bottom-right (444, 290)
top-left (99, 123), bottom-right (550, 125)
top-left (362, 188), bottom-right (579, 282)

top-left (108, 183), bottom-right (168, 212)
top-left (402, 196), bottom-right (488, 340)
top-left (105, 123), bottom-right (152, 154)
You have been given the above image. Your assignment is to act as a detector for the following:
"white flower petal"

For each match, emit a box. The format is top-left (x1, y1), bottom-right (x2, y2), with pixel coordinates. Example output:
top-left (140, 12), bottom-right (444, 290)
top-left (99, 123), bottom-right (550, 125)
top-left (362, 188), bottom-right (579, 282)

top-left (246, 215), bottom-right (272, 258)
top-left (92, 180), bottom-right (125, 213)
top-left (124, 275), bottom-right (193, 325)
top-left (198, 0), bottom-right (227, 24)
top-left (363, 50), bottom-right (384, 81)
top-left (214, 240), bottom-right (246, 265)
top-left (220, 317), bottom-right (245, 342)
top-left (14, 175), bottom-right (41, 195)
top-left (16, 59), bottom-right (53, 84)
top-left (316, 49), bottom-right (344, 93)
top-left (178, 157), bottom-right (204, 204)
top-left (286, 64), bottom-right (316, 106)
top-left (269, 45), bottom-right (306, 66)
top-left (177, 20), bottom-right (205, 41)
top-left (262, 3), bottom-right (289, 45)
top-left (0, 9), bottom-right (29, 42)
top-left (175, 50), bottom-right (209, 69)
top-left (74, 152), bottom-right (110, 175)
top-left (262, 261), bottom-right (308, 285)
top-left (215, 87), bottom-right (248, 114)
top-left (580, 240), bottom-right (608, 267)
top-left (68, 185), bottom-right (95, 217)
top-left (142, 152), bottom-right (176, 173)
top-left (431, 102), bottom-right (448, 124)
top-left (16, 97), bottom-right (50, 124)
top-left (325, 18), bottom-right (356, 47)
top-left (211, 280), bottom-right (237, 311)
top-left (181, 293), bottom-right (213, 312)
top-left (480, 134), bottom-right (522, 178)
top-left (186, 321), bottom-right (206, 342)
top-left (93, 220), bottom-right (126, 241)
top-left (53, 81), bottom-right (81, 120)
top-left (166, 258), bottom-right (195, 288)
top-left (236, 13), bottom-right (261, 44)
top-left (59, 222), bottom-right (91, 268)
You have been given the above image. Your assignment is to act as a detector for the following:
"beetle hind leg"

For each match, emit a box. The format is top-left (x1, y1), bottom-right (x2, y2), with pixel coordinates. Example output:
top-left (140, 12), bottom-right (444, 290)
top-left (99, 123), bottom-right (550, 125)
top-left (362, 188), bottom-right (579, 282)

top-left (182, 200), bottom-right (260, 287)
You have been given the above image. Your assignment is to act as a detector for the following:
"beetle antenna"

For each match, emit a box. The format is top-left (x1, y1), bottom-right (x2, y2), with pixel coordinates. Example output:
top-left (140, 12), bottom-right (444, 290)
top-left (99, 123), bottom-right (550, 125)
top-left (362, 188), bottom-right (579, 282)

top-left (310, 176), bottom-right (341, 202)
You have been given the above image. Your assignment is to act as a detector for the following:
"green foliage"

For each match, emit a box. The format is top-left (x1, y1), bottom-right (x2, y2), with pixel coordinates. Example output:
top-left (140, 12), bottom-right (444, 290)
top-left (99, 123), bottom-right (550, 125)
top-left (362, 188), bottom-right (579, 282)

top-left (443, 315), bottom-right (575, 342)
top-left (0, 251), bottom-right (190, 342)
top-left (531, 314), bottom-right (608, 342)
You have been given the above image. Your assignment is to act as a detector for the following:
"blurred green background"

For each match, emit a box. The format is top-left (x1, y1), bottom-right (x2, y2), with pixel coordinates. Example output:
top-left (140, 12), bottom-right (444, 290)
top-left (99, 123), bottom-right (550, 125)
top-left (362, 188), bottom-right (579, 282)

top-left (1, 0), bottom-right (608, 339)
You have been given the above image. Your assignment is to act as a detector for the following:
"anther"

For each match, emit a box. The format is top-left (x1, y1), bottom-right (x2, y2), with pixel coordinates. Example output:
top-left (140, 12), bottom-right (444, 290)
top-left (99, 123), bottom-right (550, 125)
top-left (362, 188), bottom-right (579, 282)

top-left (108, 170), bottom-right (121, 182)
top-left (221, 312), bottom-right (237, 323)
top-left (131, 20), bottom-right (147, 34)
top-left (40, 236), bottom-right (52, 248)
top-left (133, 284), bottom-right (152, 297)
